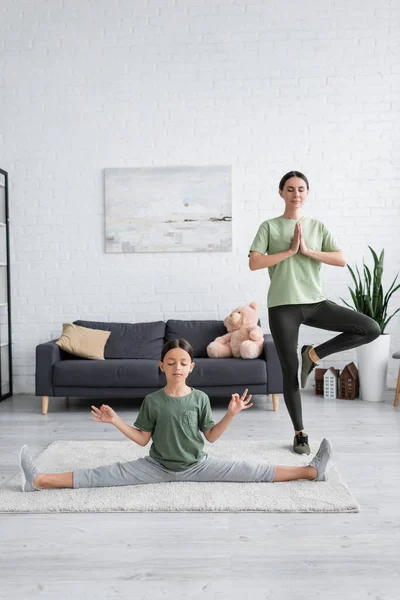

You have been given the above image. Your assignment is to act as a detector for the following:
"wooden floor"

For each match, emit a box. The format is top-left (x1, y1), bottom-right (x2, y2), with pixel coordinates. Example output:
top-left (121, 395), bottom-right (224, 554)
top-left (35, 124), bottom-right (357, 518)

top-left (0, 391), bottom-right (399, 600)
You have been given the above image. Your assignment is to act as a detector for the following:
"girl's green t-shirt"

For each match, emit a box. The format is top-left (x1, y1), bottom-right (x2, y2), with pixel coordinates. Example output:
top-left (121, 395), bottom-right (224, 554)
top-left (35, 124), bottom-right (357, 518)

top-left (134, 388), bottom-right (215, 472)
top-left (249, 216), bottom-right (340, 308)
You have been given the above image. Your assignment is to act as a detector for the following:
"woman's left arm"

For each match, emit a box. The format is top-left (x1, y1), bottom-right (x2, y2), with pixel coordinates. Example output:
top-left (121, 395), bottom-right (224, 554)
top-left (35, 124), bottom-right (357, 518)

top-left (304, 248), bottom-right (346, 266)
top-left (299, 223), bottom-right (346, 267)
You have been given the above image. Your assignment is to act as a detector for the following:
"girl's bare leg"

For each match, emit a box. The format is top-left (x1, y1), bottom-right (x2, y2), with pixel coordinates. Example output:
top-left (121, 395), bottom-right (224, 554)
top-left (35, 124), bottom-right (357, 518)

top-left (34, 473), bottom-right (73, 489)
top-left (274, 465), bottom-right (317, 482)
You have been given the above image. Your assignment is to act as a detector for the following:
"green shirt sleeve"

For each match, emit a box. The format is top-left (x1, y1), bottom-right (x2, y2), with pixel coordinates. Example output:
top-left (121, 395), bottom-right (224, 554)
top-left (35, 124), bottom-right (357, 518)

top-left (248, 222), bottom-right (269, 257)
top-left (199, 394), bottom-right (215, 432)
top-left (134, 396), bottom-right (155, 433)
top-left (321, 223), bottom-right (341, 252)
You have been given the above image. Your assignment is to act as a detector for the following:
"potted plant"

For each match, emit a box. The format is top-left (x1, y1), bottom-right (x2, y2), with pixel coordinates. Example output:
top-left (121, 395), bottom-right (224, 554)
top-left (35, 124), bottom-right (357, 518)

top-left (341, 247), bottom-right (400, 402)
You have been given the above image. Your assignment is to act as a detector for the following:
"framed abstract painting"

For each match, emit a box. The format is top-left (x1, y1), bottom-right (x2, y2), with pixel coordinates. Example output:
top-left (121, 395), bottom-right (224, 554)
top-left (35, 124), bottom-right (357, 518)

top-left (104, 165), bottom-right (232, 253)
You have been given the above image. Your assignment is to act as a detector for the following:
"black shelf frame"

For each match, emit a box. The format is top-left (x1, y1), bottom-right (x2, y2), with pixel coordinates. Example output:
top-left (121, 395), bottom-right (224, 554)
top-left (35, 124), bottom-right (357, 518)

top-left (0, 168), bottom-right (12, 401)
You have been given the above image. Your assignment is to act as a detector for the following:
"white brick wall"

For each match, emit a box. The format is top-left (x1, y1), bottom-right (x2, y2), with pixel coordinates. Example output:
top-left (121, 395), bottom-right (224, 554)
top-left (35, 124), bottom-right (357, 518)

top-left (0, 0), bottom-right (399, 393)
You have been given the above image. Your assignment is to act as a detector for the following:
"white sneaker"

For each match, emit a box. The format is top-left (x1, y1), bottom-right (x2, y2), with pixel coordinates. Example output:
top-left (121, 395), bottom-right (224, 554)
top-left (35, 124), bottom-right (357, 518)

top-left (19, 445), bottom-right (40, 492)
top-left (309, 439), bottom-right (332, 481)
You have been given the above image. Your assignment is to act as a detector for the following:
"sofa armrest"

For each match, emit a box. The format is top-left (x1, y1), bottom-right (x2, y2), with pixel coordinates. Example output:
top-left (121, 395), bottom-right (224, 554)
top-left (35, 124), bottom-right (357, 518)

top-left (35, 340), bottom-right (62, 396)
top-left (263, 334), bottom-right (283, 394)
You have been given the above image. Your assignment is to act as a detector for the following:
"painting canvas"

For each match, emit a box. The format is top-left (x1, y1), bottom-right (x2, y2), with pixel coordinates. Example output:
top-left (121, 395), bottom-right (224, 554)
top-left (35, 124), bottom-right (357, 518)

top-left (104, 166), bottom-right (232, 253)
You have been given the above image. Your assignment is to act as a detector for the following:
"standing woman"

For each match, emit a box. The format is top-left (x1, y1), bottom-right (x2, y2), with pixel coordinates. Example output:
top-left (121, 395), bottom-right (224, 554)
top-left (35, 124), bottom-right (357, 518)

top-left (249, 171), bottom-right (380, 455)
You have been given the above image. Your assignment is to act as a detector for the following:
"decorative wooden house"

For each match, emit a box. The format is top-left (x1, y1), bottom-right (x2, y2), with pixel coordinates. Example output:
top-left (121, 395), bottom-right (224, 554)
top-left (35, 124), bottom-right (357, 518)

top-left (315, 368), bottom-right (327, 395)
top-left (323, 368), bottom-right (340, 399)
top-left (339, 362), bottom-right (359, 400)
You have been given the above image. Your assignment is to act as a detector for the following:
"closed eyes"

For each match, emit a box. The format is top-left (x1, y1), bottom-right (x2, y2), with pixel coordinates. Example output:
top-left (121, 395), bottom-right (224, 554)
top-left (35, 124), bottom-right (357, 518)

top-left (167, 363), bottom-right (188, 366)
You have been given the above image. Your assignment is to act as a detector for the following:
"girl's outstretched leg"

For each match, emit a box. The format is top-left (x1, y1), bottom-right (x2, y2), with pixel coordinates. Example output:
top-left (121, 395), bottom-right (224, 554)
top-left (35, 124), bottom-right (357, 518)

top-left (19, 445), bottom-right (177, 491)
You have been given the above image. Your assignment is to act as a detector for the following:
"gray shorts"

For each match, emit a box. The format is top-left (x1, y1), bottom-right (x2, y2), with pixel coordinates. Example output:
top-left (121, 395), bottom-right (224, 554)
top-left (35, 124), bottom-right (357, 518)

top-left (73, 455), bottom-right (276, 489)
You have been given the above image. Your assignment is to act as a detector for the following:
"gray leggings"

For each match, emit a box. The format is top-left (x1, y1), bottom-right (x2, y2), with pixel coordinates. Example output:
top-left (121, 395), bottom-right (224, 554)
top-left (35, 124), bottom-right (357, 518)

top-left (73, 455), bottom-right (276, 488)
top-left (268, 299), bottom-right (381, 431)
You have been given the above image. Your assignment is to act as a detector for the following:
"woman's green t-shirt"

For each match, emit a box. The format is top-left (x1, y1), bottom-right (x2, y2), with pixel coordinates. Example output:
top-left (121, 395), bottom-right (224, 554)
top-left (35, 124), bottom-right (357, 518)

top-left (249, 216), bottom-right (340, 308)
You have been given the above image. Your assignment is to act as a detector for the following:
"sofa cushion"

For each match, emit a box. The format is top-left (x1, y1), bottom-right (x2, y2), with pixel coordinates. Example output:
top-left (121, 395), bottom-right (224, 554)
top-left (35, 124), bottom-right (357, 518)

top-left (53, 359), bottom-right (160, 388)
top-left (73, 320), bottom-right (165, 360)
top-left (165, 320), bottom-right (227, 358)
top-left (55, 323), bottom-right (111, 360)
top-left (180, 358), bottom-right (267, 387)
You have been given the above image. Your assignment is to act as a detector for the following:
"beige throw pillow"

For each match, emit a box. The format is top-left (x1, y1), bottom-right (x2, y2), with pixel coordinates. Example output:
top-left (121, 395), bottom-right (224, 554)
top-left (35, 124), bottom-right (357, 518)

top-left (56, 323), bottom-right (111, 360)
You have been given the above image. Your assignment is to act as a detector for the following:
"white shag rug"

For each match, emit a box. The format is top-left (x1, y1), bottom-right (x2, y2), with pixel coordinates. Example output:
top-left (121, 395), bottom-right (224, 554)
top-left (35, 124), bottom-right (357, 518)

top-left (0, 440), bottom-right (359, 513)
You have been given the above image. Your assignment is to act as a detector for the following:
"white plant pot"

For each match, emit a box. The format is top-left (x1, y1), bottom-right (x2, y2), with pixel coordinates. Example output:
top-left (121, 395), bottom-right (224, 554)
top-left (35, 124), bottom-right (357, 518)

top-left (356, 334), bottom-right (390, 402)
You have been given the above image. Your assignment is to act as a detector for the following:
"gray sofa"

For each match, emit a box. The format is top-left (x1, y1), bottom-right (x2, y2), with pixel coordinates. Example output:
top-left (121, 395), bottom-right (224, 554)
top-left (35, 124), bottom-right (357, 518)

top-left (36, 319), bottom-right (283, 414)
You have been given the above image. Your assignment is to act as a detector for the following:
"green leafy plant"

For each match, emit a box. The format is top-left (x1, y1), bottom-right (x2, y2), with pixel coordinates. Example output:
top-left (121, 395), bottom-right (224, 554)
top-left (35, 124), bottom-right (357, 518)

top-left (341, 246), bottom-right (400, 334)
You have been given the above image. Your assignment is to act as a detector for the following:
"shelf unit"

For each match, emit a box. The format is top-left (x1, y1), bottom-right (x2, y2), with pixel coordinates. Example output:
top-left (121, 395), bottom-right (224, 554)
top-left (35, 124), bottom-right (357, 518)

top-left (0, 168), bottom-right (12, 401)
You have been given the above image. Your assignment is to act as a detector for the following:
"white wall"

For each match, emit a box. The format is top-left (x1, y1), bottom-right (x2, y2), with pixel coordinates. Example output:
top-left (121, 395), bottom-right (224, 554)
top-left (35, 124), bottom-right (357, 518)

top-left (0, 0), bottom-right (399, 393)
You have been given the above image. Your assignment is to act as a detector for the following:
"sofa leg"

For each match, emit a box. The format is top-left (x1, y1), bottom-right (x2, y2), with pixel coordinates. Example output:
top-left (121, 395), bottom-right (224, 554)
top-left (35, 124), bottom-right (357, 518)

top-left (272, 394), bottom-right (279, 412)
top-left (42, 396), bottom-right (49, 415)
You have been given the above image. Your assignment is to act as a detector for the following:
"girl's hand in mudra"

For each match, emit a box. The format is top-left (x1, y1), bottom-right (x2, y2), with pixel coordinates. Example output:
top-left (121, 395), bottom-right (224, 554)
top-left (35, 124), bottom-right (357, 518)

top-left (91, 404), bottom-right (118, 424)
top-left (228, 389), bottom-right (253, 416)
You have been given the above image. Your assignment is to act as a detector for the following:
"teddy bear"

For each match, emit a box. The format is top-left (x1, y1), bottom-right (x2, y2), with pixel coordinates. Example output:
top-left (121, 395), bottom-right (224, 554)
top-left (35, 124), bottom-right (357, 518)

top-left (207, 302), bottom-right (264, 359)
